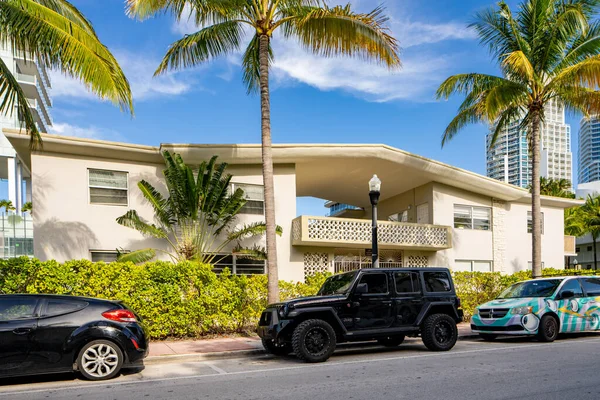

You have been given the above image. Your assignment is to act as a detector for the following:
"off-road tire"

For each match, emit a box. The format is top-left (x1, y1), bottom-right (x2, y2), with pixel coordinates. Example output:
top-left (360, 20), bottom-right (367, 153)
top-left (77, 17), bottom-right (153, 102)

top-left (262, 338), bottom-right (293, 356)
top-left (377, 335), bottom-right (405, 347)
top-left (421, 313), bottom-right (458, 351)
top-left (479, 334), bottom-right (498, 341)
top-left (77, 339), bottom-right (124, 381)
top-left (537, 315), bottom-right (558, 342)
top-left (292, 319), bottom-right (336, 363)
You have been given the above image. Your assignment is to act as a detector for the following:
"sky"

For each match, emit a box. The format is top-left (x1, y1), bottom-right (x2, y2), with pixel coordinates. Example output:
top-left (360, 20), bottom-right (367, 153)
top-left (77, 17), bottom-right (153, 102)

top-left (39, 0), bottom-right (583, 216)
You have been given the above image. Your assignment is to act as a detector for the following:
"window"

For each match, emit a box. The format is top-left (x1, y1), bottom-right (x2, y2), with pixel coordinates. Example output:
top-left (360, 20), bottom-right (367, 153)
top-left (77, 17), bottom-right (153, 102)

top-left (454, 260), bottom-right (492, 272)
top-left (453, 205), bottom-right (491, 230)
top-left (582, 278), bottom-right (600, 296)
top-left (424, 272), bottom-right (452, 292)
top-left (576, 247), bottom-right (580, 253)
top-left (0, 297), bottom-right (38, 320)
top-left (230, 183), bottom-right (264, 215)
top-left (213, 254), bottom-right (266, 275)
top-left (558, 279), bottom-right (584, 298)
top-left (88, 169), bottom-right (128, 205)
top-left (588, 246), bottom-right (593, 252)
top-left (45, 299), bottom-right (88, 317)
top-left (358, 273), bottom-right (389, 294)
top-left (394, 272), bottom-right (420, 293)
top-left (527, 211), bottom-right (544, 234)
top-left (90, 251), bottom-right (122, 263)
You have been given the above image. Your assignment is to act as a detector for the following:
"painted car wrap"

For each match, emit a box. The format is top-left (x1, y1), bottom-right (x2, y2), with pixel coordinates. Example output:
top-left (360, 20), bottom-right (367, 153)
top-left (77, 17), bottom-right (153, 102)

top-left (471, 294), bottom-right (600, 335)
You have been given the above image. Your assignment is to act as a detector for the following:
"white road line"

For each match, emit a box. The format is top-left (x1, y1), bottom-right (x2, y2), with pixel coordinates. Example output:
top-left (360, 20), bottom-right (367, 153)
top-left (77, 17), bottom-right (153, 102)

top-left (2, 337), bottom-right (600, 397)
top-left (206, 363), bottom-right (227, 375)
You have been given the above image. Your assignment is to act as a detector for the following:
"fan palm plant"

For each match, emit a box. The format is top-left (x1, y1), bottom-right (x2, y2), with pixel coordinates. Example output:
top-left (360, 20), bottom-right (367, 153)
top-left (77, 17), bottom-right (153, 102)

top-left (437, 0), bottom-right (600, 278)
top-left (116, 151), bottom-right (281, 264)
top-left (0, 0), bottom-right (133, 147)
top-left (125, 0), bottom-right (400, 303)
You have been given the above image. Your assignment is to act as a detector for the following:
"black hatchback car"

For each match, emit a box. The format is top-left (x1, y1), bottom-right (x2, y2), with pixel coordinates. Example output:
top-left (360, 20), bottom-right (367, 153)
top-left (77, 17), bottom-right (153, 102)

top-left (0, 294), bottom-right (148, 381)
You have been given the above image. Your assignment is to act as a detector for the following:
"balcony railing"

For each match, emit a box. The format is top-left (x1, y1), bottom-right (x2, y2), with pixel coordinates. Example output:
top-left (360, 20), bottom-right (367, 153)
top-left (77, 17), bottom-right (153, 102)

top-left (292, 216), bottom-right (452, 250)
top-left (0, 213), bottom-right (34, 259)
top-left (15, 72), bottom-right (36, 84)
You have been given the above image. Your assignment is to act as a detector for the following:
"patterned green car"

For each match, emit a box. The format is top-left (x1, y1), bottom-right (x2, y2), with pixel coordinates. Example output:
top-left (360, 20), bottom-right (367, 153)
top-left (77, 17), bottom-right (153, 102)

top-left (471, 276), bottom-right (600, 341)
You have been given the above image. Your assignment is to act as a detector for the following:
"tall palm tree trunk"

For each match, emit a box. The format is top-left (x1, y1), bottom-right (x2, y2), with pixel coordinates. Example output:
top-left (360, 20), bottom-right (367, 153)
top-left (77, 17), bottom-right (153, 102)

top-left (531, 108), bottom-right (543, 278)
top-left (259, 34), bottom-right (279, 304)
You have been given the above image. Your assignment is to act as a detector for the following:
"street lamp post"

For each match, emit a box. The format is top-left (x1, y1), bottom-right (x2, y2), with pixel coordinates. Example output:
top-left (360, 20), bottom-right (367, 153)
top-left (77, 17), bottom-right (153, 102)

top-left (571, 258), bottom-right (579, 270)
top-left (369, 175), bottom-right (381, 268)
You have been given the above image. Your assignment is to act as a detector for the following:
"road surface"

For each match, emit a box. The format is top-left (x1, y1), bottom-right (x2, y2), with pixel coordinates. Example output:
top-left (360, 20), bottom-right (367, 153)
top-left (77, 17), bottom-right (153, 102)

top-left (1, 335), bottom-right (599, 400)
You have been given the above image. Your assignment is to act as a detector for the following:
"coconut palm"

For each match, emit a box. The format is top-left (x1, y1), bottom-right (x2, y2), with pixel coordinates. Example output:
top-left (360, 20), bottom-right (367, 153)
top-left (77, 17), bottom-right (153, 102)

top-left (117, 151), bottom-right (282, 264)
top-left (126, 0), bottom-right (400, 302)
top-left (436, 0), bottom-right (600, 278)
top-left (0, 199), bottom-right (15, 215)
top-left (22, 201), bottom-right (32, 214)
top-left (568, 195), bottom-right (600, 270)
top-left (532, 177), bottom-right (575, 198)
top-left (0, 0), bottom-right (133, 146)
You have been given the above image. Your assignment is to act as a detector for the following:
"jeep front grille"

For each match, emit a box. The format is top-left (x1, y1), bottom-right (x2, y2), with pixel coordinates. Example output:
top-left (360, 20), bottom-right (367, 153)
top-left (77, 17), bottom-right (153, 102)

top-left (259, 311), bottom-right (272, 326)
top-left (478, 308), bottom-right (509, 319)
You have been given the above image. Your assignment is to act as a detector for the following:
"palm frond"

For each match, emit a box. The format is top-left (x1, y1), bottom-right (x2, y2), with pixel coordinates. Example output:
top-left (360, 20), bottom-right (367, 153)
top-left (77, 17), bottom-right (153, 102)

top-left (232, 244), bottom-right (268, 260)
top-left (0, 56), bottom-right (40, 147)
top-left (488, 106), bottom-right (525, 148)
top-left (35, 0), bottom-right (97, 34)
top-left (137, 180), bottom-right (174, 227)
top-left (116, 210), bottom-right (168, 238)
top-left (242, 34), bottom-right (274, 94)
top-left (228, 222), bottom-right (283, 241)
top-left (117, 248), bottom-right (157, 264)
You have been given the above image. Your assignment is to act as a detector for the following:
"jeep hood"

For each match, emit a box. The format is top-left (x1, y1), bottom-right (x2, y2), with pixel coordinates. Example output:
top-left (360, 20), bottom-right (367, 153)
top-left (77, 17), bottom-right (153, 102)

top-left (269, 294), bottom-right (347, 308)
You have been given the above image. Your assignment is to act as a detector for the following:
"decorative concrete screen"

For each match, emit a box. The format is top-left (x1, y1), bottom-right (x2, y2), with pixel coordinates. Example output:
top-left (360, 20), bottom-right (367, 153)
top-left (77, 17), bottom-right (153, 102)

top-left (304, 252), bottom-right (330, 277)
top-left (406, 255), bottom-right (429, 268)
top-left (292, 216), bottom-right (452, 250)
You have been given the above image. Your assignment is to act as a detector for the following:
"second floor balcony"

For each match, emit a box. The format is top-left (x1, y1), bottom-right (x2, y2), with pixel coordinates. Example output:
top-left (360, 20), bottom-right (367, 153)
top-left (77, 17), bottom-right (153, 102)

top-left (292, 216), bottom-right (452, 251)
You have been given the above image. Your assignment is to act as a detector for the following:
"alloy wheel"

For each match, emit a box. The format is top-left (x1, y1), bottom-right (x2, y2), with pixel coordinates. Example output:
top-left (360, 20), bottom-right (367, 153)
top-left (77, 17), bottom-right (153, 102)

top-left (81, 343), bottom-right (119, 379)
top-left (305, 327), bottom-right (330, 356)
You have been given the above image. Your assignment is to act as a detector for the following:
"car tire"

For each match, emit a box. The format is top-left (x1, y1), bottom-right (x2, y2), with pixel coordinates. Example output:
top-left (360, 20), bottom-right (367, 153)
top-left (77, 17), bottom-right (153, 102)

top-left (377, 335), bottom-right (405, 347)
top-left (479, 334), bottom-right (498, 341)
top-left (292, 319), bottom-right (336, 363)
top-left (537, 315), bottom-right (559, 342)
top-left (77, 340), bottom-right (124, 381)
top-left (421, 313), bottom-right (458, 351)
top-left (262, 338), bottom-right (293, 356)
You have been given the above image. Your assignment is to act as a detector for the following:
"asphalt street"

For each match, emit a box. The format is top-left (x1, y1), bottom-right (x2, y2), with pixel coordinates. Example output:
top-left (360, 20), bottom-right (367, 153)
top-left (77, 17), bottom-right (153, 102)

top-left (2, 335), bottom-right (600, 400)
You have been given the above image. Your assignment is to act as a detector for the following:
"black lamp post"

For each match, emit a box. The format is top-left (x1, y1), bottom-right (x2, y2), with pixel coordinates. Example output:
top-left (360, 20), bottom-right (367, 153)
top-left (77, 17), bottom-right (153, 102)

top-left (369, 175), bottom-right (381, 268)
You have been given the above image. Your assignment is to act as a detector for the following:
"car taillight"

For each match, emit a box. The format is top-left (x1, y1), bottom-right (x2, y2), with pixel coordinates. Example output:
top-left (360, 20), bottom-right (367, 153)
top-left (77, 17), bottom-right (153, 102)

top-left (102, 309), bottom-right (137, 323)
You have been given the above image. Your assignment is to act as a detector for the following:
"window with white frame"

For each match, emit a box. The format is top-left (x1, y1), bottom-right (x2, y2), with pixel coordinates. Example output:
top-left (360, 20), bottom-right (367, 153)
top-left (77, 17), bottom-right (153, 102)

top-left (527, 211), bottom-right (544, 234)
top-left (454, 260), bottom-right (492, 272)
top-left (230, 183), bottom-right (264, 215)
top-left (212, 254), bottom-right (265, 275)
top-left (88, 169), bottom-right (128, 205)
top-left (453, 205), bottom-right (491, 230)
top-left (90, 251), bottom-right (121, 263)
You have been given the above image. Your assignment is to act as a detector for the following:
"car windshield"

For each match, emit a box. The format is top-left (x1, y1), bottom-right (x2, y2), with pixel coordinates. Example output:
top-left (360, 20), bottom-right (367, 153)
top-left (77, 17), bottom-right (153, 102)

top-left (497, 279), bottom-right (563, 299)
top-left (317, 271), bottom-right (358, 296)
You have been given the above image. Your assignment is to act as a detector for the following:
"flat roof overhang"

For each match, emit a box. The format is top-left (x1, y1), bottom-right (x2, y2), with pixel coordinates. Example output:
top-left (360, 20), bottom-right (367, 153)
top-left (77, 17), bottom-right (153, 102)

top-left (5, 131), bottom-right (583, 209)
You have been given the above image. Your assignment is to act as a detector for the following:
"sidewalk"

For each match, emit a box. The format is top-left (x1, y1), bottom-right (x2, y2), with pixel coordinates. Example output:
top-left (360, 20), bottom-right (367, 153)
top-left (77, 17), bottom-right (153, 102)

top-left (147, 322), bottom-right (475, 362)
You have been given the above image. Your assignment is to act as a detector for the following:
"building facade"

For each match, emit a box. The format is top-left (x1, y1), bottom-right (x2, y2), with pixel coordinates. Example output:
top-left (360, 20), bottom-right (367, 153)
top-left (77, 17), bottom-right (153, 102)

top-left (579, 116), bottom-right (600, 184)
top-left (6, 131), bottom-right (580, 282)
top-left (486, 100), bottom-right (573, 189)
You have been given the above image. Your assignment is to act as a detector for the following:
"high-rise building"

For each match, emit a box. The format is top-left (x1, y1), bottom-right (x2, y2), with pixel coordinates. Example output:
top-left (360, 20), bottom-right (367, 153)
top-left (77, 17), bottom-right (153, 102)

top-left (0, 43), bottom-right (52, 213)
top-left (486, 100), bottom-right (573, 189)
top-left (578, 116), bottom-right (600, 184)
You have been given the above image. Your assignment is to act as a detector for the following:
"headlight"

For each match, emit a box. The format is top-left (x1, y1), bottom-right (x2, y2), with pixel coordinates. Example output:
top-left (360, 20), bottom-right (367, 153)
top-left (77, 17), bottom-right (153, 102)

top-left (511, 306), bottom-right (533, 315)
top-left (278, 305), bottom-right (289, 318)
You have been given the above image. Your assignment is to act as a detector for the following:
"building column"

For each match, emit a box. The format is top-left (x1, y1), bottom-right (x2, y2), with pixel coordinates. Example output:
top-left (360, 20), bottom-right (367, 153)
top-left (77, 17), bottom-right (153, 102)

top-left (7, 157), bottom-right (16, 212)
top-left (15, 159), bottom-right (22, 214)
top-left (492, 199), bottom-right (507, 273)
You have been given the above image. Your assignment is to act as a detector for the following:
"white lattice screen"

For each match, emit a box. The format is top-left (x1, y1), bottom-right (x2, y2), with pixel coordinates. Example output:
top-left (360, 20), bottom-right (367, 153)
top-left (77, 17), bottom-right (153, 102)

top-left (304, 253), bottom-right (330, 278)
top-left (406, 255), bottom-right (429, 268)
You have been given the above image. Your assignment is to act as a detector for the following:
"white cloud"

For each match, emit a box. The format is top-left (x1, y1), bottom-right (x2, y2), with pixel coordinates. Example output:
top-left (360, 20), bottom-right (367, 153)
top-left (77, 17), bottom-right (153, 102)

top-left (172, 4), bottom-right (198, 35)
top-left (393, 20), bottom-right (477, 48)
top-left (49, 50), bottom-right (192, 102)
top-left (49, 122), bottom-right (126, 142)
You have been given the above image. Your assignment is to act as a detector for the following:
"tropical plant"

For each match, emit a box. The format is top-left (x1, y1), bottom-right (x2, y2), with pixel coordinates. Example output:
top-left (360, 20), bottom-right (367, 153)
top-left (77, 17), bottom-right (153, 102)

top-left (0, 0), bottom-right (133, 146)
top-left (116, 151), bottom-right (281, 264)
top-left (0, 199), bottom-right (15, 214)
top-left (530, 177), bottom-right (575, 198)
top-left (567, 195), bottom-right (600, 269)
top-left (436, 0), bottom-right (600, 278)
top-left (22, 201), bottom-right (32, 214)
top-left (125, 0), bottom-right (400, 303)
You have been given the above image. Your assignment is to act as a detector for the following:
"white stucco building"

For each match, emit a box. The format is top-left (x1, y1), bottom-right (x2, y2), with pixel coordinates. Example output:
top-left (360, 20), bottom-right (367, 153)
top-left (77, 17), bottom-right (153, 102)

top-left (5, 130), bottom-right (580, 282)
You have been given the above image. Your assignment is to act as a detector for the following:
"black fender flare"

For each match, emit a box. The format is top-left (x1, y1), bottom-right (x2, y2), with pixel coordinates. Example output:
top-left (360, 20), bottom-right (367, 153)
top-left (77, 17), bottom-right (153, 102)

top-left (286, 307), bottom-right (348, 334)
top-left (415, 302), bottom-right (461, 326)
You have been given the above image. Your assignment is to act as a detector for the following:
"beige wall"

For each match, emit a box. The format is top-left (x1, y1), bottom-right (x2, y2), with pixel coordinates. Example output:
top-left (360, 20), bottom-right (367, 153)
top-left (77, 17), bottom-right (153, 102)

top-left (31, 153), bottom-right (304, 282)
top-left (369, 183), bottom-right (434, 224)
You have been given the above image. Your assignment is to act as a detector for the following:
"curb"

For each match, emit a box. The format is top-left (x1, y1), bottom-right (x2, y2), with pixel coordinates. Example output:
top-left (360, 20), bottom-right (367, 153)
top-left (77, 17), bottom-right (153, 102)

top-left (145, 333), bottom-right (479, 364)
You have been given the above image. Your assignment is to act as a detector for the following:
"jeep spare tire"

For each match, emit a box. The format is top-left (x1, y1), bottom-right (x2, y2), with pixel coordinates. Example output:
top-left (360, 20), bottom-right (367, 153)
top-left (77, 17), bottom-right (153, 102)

top-left (421, 313), bottom-right (458, 351)
top-left (292, 319), bottom-right (336, 363)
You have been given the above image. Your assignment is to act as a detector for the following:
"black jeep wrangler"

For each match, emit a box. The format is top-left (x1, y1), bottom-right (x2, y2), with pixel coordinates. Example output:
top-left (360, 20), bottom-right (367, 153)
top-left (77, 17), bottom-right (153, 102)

top-left (257, 268), bottom-right (463, 362)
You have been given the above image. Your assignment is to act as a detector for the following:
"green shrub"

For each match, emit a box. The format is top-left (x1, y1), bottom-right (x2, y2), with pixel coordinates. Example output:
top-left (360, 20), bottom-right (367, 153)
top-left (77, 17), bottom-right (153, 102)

top-left (0, 257), bottom-right (328, 339)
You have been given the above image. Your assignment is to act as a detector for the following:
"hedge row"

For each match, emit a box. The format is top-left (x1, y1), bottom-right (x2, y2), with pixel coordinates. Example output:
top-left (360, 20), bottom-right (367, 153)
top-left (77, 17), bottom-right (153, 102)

top-left (1, 257), bottom-right (596, 339)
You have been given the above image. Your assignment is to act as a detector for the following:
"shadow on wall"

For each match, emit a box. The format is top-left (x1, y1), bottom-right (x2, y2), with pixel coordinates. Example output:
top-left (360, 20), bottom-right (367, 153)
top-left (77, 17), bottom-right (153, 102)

top-left (35, 218), bottom-right (99, 262)
top-left (31, 170), bottom-right (55, 218)
top-left (128, 170), bottom-right (167, 205)
top-left (510, 257), bottom-right (524, 272)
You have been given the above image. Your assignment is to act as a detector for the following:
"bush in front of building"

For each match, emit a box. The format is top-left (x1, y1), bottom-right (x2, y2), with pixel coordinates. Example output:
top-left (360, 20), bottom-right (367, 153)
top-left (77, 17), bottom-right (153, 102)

top-left (0, 257), bottom-right (328, 339)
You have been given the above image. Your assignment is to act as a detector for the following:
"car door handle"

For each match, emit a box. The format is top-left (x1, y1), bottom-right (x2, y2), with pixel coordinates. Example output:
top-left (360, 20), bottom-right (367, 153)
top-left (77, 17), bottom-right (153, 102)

top-left (12, 328), bottom-right (33, 335)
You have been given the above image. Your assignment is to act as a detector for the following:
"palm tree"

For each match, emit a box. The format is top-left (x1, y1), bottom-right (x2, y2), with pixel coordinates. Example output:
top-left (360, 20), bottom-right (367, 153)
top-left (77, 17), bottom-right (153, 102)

top-left (126, 0), bottom-right (400, 302)
top-left (532, 177), bottom-right (575, 198)
top-left (117, 151), bottom-right (281, 264)
top-left (22, 201), bottom-right (32, 215)
top-left (0, 0), bottom-right (133, 146)
top-left (436, 0), bottom-right (600, 278)
top-left (571, 195), bottom-right (600, 270)
top-left (0, 199), bottom-right (15, 215)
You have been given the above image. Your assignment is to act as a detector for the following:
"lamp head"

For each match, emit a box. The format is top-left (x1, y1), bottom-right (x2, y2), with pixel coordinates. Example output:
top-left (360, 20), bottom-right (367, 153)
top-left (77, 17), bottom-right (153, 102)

top-left (369, 174), bottom-right (381, 192)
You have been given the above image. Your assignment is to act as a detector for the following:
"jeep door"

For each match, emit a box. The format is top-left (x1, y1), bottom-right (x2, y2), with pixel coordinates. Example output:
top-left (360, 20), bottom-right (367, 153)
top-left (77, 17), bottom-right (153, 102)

top-left (353, 272), bottom-right (394, 329)
top-left (392, 271), bottom-right (423, 327)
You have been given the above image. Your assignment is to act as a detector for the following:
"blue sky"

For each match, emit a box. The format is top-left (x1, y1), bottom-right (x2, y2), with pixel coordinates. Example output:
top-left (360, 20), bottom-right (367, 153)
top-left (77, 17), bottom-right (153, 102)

top-left (41, 0), bottom-right (582, 216)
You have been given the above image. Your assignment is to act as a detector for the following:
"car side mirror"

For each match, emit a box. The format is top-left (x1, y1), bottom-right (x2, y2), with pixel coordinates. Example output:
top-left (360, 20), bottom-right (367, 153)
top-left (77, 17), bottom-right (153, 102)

top-left (355, 283), bottom-right (368, 296)
top-left (558, 290), bottom-right (574, 300)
